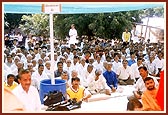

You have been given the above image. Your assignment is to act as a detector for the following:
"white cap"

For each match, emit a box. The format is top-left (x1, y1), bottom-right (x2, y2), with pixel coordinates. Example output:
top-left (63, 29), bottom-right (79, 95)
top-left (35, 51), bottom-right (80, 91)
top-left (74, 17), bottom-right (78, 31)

top-left (107, 62), bottom-right (113, 65)
top-left (14, 56), bottom-right (20, 61)
top-left (95, 69), bottom-right (102, 74)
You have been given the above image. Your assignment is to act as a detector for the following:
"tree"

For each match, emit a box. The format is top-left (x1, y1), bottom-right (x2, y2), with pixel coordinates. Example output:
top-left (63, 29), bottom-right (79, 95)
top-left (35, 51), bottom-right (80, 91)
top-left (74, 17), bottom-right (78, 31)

top-left (19, 14), bottom-right (49, 37)
top-left (16, 7), bottom-right (164, 40)
top-left (4, 13), bottom-right (24, 32)
top-left (53, 10), bottom-right (146, 40)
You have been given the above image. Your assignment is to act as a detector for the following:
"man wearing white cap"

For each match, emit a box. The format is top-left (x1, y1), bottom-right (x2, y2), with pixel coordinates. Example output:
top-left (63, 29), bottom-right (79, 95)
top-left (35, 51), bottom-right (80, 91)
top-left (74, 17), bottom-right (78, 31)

top-left (88, 69), bottom-right (111, 95)
top-left (81, 64), bottom-right (95, 88)
top-left (10, 56), bottom-right (21, 72)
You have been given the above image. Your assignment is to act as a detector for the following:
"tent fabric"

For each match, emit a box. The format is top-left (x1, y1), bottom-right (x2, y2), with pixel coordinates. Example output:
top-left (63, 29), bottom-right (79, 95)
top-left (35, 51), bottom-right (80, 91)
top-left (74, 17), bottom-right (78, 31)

top-left (3, 3), bottom-right (164, 14)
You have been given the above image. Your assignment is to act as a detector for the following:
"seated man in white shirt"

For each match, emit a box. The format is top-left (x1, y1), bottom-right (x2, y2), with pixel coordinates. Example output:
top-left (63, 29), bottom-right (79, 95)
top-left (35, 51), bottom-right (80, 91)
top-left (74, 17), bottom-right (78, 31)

top-left (56, 70), bottom-right (70, 88)
top-left (153, 51), bottom-right (164, 77)
top-left (67, 70), bottom-right (80, 86)
top-left (145, 54), bottom-right (158, 77)
top-left (131, 57), bottom-right (144, 82)
top-left (80, 64), bottom-right (95, 88)
top-left (112, 53), bottom-right (122, 73)
top-left (31, 64), bottom-right (49, 90)
top-left (128, 66), bottom-right (159, 100)
top-left (88, 69), bottom-right (111, 95)
top-left (116, 60), bottom-right (134, 85)
top-left (12, 69), bottom-right (41, 111)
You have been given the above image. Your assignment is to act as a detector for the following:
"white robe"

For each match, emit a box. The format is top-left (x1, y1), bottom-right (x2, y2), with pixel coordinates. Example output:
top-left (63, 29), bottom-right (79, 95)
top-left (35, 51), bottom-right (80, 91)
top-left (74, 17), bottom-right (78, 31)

top-left (69, 28), bottom-right (77, 45)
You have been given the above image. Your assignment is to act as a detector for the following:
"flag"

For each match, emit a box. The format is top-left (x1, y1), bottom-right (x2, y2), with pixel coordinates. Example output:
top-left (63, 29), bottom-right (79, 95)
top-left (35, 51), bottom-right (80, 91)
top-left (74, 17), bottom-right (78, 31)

top-left (156, 70), bottom-right (164, 111)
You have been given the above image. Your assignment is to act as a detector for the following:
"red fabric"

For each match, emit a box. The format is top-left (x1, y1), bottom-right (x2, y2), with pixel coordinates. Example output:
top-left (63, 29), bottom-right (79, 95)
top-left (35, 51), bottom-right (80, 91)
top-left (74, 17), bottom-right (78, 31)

top-left (156, 70), bottom-right (164, 111)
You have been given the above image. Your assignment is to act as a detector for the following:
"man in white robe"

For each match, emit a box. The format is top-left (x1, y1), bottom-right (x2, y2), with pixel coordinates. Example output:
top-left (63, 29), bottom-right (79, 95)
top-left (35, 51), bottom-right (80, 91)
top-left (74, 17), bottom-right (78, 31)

top-left (69, 24), bottom-right (77, 45)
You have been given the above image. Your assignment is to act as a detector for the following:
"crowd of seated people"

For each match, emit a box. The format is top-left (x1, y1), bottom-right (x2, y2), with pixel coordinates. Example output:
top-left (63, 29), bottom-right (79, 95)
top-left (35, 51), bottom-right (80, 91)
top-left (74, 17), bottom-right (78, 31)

top-left (3, 31), bottom-right (164, 111)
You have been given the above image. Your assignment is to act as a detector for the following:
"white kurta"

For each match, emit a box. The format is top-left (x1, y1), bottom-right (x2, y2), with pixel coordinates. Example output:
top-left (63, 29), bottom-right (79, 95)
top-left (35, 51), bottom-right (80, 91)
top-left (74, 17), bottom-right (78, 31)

top-left (81, 69), bottom-right (95, 87)
top-left (116, 66), bottom-right (132, 80)
top-left (31, 71), bottom-right (49, 90)
top-left (12, 84), bottom-right (41, 111)
top-left (112, 61), bottom-right (122, 73)
top-left (88, 74), bottom-right (111, 91)
top-left (130, 63), bottom-right (143, 80)
top-left (69, 28), bottom-right (77, 45)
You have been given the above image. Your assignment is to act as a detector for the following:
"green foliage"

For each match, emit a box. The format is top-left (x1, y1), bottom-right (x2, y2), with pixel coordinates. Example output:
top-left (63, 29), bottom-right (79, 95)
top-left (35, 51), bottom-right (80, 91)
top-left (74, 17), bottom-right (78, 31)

top-left (5, 7), bottom-right (163, 40)
top-left (53, 11), bottom-right (144, 40)
top-left (19, 14), bottom-right (49, 37)
top-left (4, 13), bottom-right (24, 30)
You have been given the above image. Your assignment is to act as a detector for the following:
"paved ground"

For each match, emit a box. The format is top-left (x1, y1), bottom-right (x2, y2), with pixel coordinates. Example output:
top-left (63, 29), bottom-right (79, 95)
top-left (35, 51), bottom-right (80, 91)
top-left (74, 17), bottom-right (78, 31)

top-left (72, 85), bottom-right (135, 112)
top-left (41, 85), bottom-right (135, 112)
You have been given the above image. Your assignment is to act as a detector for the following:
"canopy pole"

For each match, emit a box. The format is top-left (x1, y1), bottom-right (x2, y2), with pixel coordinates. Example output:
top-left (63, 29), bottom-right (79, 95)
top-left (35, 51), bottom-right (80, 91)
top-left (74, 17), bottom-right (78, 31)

top-left (49, 13), bottom-right (55, 85)
top-left (144, 16), bottom-right (150, 40)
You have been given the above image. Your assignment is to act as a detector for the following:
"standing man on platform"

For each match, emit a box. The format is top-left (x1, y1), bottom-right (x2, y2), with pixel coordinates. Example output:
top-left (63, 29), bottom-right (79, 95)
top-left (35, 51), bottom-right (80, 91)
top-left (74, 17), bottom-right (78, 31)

top-left (122, 28), bottom-right (131, 47)
top-left (69, 24), bottom-right (78, 46)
